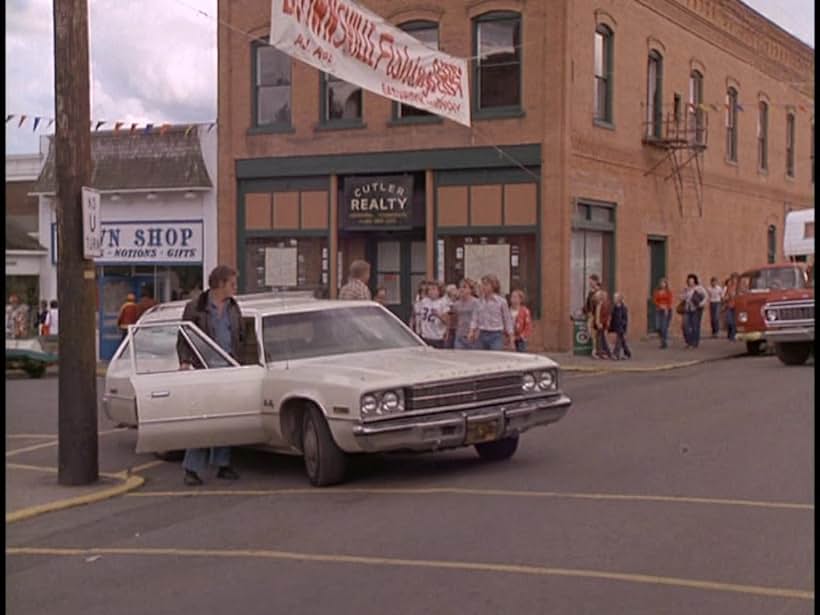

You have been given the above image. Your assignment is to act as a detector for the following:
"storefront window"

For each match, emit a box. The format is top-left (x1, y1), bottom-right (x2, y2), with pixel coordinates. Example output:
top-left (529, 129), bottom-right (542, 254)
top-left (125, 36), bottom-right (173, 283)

top-left (571, 202), bottom-right (616, 315)
top-left (441, 234), bottom-right (536, 305)
top-left (245, 236), bottom-right (329, 297)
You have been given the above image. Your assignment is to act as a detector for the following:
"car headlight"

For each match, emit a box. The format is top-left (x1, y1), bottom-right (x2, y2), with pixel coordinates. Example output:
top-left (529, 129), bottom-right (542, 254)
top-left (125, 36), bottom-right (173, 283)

top-left (764, 310), bottom-right (777, 322)
top-left (360, 389), bottom-right (405, 418)
top-left (738, 311), bottom-right (748, 323)
top-left (537, 370), bottom-right (557, 391)
top-left (522, 373), bottom-right (536, 392)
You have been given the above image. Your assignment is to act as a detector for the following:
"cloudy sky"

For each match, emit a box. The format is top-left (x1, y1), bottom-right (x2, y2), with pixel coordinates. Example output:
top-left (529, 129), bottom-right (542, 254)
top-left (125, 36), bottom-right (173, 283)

top-left (4, 0), bottom-right (814, 155)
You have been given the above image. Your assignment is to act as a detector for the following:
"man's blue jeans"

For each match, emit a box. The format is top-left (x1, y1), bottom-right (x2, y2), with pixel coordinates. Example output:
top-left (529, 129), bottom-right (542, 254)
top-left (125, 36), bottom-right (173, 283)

top-left (455, 335), bottom-right (477, 350)
top-left (183, 447), bottom-right (231, 474)
top-left (477, 330), bottom-right (504, 350)
top-left (709, 302), bottom-right (721, 335)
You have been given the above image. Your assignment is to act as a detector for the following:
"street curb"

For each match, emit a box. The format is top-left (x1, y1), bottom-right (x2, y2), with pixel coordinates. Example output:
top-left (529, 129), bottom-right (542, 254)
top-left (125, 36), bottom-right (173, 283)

top-left (6, 474), bottom-right (145, 524)
top-left (560, 351), bottom-right (747, 374)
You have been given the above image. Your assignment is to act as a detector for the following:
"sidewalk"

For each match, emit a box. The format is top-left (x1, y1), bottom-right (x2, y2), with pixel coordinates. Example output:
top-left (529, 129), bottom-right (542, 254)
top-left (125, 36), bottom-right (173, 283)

top-left (544, 334), bottom-right (750, 373)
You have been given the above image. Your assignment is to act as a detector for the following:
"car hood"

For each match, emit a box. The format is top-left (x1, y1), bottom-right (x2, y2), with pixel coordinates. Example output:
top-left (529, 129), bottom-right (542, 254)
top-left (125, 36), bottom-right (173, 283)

top-left (283, 347), bottom-right (557, 388)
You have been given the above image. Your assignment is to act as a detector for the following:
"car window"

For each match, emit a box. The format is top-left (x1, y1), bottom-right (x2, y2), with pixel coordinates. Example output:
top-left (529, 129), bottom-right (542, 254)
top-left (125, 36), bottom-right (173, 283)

top-left (108, 339), bottom-right (133, 377)
top-left (131, 323), bottom-right (235, 374)
top-left (262, 305), bottom-right (422, 362)
top-left (742, 268), bottom-right (805, 291)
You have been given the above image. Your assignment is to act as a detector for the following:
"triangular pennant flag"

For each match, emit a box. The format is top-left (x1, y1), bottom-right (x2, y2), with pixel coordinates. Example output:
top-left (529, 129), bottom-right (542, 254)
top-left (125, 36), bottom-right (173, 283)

top-left (95, 121), bottom-right (106, 131)
top-left (130, 123), bottom-right (138, 134)
top-left (47, 119), bottom-right (54, 129)
top-left (207, 123), bottom-right (215, 133)
top-left (32, 117), bottom-right (41, 132)
top-left (144, 124), bottom-right (154, 134)
top-left (184, 125), bottom-right (194, 137)
top-left (6, 114), bottom-right (14, 123)
top-left (114, 121), bottom-right (124, 133)
top-left (159, 123), bottom-right (170, 136)
top-left (18, 115), bottom-right (27, 128)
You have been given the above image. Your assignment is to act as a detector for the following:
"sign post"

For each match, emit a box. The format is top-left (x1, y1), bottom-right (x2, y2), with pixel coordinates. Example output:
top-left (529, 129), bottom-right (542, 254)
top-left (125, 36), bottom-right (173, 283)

top-left (82, 187), bottom-right (103, 259)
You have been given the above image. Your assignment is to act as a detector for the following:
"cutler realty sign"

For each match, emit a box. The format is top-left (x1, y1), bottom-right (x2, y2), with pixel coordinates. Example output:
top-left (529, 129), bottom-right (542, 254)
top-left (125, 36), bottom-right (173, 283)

top-left (342, 176), bottom-right (414, 229)
top-left (269, 0), bottom-right (470, 126)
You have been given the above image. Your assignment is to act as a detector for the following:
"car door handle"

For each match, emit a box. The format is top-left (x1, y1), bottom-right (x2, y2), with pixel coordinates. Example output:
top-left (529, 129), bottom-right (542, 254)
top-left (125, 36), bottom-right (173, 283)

top-left (151, 391), bottom-right (171, 398)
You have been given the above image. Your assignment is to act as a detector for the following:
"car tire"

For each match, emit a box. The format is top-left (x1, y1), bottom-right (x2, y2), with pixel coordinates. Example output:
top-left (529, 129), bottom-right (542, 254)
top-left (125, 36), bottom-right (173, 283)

top-left (475, 436), bottom-right (519, 461)
top-left (22, 359), bottom-right (46, 379)
top-left (746, 340), bottom-right (764, 356)
top-left (302, 405), bottom-right (348, 487)
top-left (774, 342), bottom-right (812, 366)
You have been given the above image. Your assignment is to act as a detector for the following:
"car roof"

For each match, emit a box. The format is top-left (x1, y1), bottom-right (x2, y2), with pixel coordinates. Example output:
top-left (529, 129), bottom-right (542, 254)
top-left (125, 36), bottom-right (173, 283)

top-left (138, 292), bottom-right (378, 323)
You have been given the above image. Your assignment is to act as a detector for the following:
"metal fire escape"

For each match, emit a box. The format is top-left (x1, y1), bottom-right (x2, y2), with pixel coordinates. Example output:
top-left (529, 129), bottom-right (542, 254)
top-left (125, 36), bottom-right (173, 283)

top-left (643, 109), bottom-right (708, 217)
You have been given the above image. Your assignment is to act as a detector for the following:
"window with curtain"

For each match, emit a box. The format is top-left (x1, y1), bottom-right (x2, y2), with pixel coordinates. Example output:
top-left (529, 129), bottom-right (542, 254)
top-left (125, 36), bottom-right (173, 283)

top-left (646, 51), bottom-right (663, 138)
top-left (758, 101), bottom-right (769, 171)
top-left (688, 70), bottom-right (704, 144)
top-left (395, 21), bottom-right (439, 119)
top-left (786, 113), bottom-right (796, 177)
top-left (594, 25), bottom-right (613, 124)
top-left (254, 43), bottom-right (291, 127)
top-left (473, 12), bottom-right (522, 111)
top-left (725, 88), bottom-right (738, 162)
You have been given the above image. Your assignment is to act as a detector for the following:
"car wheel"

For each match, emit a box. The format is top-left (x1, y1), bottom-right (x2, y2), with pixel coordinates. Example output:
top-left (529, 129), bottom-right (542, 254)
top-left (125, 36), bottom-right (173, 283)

top-left (746, 340), bottom-right (764, 356)
top-left (774, 342), bottom-right (812, 366)
top-left (475, 435), bottom-right (519, 461)
top-left (302, 405), bottom-right (348, 487)
top-left (22, 360), bottom-right (46, 379)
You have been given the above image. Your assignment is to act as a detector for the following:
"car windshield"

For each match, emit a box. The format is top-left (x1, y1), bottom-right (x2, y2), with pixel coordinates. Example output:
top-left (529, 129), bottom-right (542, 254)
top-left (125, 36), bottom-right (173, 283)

top-left (262, 305), bottom-right (423, 362)
top-left (739, 267), bottom-right (806, 292)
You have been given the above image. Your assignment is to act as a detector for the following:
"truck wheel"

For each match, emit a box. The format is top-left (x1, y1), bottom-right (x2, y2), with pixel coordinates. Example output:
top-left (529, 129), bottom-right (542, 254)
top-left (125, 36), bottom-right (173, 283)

top-left (746, 340), bottom-right (764, 356)
top-left (302, 405), bottom-right (348, 487)
top-left (775, 343), bottom-right (812, 366)
top-left (475, 436), bottom-right (519, 461)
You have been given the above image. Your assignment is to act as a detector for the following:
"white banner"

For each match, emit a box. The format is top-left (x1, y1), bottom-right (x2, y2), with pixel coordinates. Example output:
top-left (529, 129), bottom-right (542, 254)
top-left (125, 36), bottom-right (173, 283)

top-left (53, 220), bottom-right (203, 264)
top-left (270, 0), bottom-right (470, 127)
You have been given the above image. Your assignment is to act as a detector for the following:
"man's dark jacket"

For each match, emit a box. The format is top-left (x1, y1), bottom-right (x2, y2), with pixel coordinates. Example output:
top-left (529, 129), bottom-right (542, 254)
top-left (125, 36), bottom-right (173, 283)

top-left (176, 290), bottom-right (244, 367)
top-left (608, 303), bottom-right (629, 335)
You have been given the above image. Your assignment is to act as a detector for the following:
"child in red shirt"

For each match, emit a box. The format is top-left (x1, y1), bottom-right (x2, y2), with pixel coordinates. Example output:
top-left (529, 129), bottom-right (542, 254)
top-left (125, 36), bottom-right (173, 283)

top-left (509, 289), bottom-right (533, 352)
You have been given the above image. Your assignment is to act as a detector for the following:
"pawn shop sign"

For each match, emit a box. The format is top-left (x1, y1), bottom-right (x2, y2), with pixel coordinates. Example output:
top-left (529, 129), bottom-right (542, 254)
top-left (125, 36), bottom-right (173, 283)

top-left (82, 187), bottom-right (103, 259)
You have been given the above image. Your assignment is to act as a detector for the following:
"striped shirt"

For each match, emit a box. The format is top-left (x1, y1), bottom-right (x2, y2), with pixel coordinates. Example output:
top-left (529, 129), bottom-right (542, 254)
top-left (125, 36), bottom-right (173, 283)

top-left (338, 278), bottom-right (372, 301)
top-left (470, 294), bottom-right (514, 335)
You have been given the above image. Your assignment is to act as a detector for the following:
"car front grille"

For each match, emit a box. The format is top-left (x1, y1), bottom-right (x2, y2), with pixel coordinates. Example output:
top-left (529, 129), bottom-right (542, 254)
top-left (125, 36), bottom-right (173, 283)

top-left (764, 301), bottom-right (814, 326)
top-left (407, 373), bottom-right (522, 411)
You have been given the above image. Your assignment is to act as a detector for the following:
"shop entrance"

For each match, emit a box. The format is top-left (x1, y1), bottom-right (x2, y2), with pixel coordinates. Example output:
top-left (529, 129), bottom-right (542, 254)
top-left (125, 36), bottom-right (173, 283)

top-left (647, 236), bottom-right (667, 333)
top-left (366, 233), bottom-right (425, 324)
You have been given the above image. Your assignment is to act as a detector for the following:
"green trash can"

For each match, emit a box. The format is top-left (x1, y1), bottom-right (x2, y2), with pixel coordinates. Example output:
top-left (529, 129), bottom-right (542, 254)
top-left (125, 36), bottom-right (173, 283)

top-left (572, 316), bottom-right (593, 356)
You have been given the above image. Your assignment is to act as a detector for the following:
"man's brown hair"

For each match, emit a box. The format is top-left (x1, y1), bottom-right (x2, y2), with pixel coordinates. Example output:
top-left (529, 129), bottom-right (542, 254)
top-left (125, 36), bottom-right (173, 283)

top-left (349, 259), bottom-right (370, 280)
top-left (481, 274), bottom-right (501, 294)
top-left (208, 265), bottom-right (237, 290)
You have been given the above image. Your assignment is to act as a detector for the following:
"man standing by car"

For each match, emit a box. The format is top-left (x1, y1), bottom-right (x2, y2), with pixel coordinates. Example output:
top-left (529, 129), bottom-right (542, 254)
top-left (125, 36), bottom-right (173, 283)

top-left (338, 259), bottom-right (372, 300)
top-left (177, 265), bottom-right (243, 486)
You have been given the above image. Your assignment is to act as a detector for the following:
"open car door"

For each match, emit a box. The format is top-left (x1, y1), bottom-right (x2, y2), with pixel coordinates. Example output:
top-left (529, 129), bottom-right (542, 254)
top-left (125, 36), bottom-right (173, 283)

top-left (125, 321), bottom-right (267, 454)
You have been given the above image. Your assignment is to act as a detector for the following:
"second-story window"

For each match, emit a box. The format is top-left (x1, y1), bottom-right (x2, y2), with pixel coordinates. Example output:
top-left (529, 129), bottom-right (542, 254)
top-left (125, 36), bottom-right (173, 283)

top-left (321, 73), bottom-right (362, 124)
top-left (786, 113), bottom-right (796, 177)
top-left (396, 21), bottom-right (439, 119)
top-left (758, 101), bottom-right (769, 171)
top-left (646, 51), bottom-right (663, 138)
top-left (594, 25), bottom-right (613, 124)
top-left (474, 12), bottom-right (522, 113)
top-left (725, 87), bottom-right (738, 162)
top-left (688, 70), bottom-right (704, 145)
top-left (254, 43), bottom-right (291, 128)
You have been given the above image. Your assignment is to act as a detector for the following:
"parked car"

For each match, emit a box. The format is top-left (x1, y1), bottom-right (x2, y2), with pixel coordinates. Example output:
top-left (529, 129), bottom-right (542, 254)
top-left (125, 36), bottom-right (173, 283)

top-left (734, 263), bottom-right (811, 355)
top-left (103, 293), bottom-right (572, 486)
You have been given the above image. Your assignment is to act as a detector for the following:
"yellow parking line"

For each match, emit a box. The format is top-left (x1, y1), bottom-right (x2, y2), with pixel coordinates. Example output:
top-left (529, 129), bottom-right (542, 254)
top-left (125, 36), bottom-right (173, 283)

top-left (113, 459), bottom-right (166, 478)
top-left (125, 487), bottom-right (813, 511)
top-left (6, 462), bottom-right (122, 480)
top-left (5, 546), bottom-right (812, 600)
top-left (5, 428), bottom-right (127, 458)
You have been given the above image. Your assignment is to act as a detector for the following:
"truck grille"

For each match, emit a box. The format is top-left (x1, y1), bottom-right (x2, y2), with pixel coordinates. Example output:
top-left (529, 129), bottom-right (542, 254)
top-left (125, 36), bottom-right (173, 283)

top-left (407, 373), bottom-right (522, 411)
top-left (764, 301), bottom-right (814, 327)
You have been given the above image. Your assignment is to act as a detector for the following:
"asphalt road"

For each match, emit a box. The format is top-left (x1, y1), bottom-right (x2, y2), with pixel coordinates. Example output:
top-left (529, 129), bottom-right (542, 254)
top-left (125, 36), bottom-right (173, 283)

top-left (5, 354), bottom-right (814, 614)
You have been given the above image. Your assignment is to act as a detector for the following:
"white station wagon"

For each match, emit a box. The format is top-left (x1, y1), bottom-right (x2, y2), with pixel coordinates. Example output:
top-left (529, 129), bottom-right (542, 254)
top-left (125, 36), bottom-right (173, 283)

top-left (103, 293), bottom-right (572, 486)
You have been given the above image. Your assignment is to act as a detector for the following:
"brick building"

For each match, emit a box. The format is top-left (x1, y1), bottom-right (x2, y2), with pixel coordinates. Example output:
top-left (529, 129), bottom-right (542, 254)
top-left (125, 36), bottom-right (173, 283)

top-left (217, 0), bottom-right (814, 351)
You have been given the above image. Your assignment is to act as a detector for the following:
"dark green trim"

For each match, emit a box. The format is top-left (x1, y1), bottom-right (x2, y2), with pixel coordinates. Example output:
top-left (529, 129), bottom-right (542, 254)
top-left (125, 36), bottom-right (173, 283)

top-left (250, 39), bottom-right (293, 132)
top-left (435, 225), bottom-right (536, 236)
top-left (236, 144), bottom-right (542, 178)
top-left (572, 198), bottom-right (617, 300)
top-left (241, 177), bottom-right (330, 192)
top-left (534, 175), bottom-right (542, 319)
top-left (472, 11), bottom-right (523, 116)
top-left (649, 50), bottom-right (663, 139)
top-left (246, 229), bottom-right (328, 238)
top-left (436, 168), bottom-right (540, 186)
top-left (246, 125), bottom-right (295, 136)
top-left (313, 121), bottom-right (367, 132)
top-left (388, 115), bottom-right (443, 127)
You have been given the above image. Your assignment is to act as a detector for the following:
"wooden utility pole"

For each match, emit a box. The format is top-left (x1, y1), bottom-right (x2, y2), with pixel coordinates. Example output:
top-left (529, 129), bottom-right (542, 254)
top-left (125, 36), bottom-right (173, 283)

top-left (53, 0), bottom-right (98, 485)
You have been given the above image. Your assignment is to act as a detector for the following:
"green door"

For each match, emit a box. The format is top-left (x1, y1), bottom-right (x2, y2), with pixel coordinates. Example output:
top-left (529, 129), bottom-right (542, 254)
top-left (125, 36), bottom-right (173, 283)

top-left (647, 237), bottom-right (667, 332)
top-left (370, 235), bottom-right (425, 324)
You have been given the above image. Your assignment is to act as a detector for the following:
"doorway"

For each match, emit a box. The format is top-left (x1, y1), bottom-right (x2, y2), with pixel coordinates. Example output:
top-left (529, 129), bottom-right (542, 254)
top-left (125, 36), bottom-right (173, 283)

top-left (366, 233), bottom-right (425, 324)
top-left (647, 236), bottom-right (667, 332)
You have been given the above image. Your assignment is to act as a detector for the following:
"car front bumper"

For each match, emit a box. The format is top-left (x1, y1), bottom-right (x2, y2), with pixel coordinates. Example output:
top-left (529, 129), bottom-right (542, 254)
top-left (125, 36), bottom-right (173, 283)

top-left (765, 327), bottom-right (815, 344)
top-left (350, 394), bottom-right (571, 453)
top-left (736, 330), bottom-right (764, 342)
